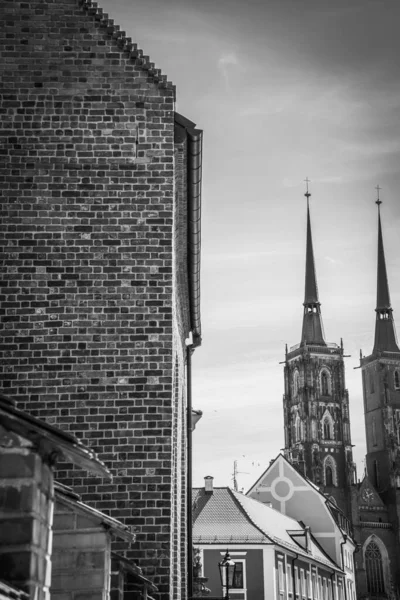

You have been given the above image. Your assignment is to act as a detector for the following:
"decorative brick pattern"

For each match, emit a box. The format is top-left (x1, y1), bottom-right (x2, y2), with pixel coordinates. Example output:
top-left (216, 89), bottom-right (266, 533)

top-left (0, 1), bottom-right (192, 598)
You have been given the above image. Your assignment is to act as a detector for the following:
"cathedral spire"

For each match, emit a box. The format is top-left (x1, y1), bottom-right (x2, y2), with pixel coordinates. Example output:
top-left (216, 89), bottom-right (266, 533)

top-left (301, 180), bottom-right (326, 346)
top-left (373, 188), bottom-right (400, 353)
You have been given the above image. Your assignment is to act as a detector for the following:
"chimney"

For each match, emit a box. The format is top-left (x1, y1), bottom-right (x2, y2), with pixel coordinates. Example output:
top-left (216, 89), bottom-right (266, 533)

top-left (204, 476), bottom-right (214, 494)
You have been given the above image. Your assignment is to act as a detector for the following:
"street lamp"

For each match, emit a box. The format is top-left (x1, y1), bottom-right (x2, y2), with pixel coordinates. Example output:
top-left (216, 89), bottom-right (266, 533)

top-left (218, 550), bottom-right (236, 600)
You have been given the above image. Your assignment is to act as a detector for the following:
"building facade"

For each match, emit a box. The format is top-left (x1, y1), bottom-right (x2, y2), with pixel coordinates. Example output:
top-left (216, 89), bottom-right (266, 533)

top-left (0, 2), bottom-right (203, 598)
top-left (193, 476), bottom-right (351, 600)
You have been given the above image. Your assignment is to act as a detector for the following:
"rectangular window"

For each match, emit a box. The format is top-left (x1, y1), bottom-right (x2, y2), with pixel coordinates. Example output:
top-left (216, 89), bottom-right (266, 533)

top-left (312, 573), bottom-right (317, 600)
top-left (295, 567), bottom-right (299, 598)
top-left (305, 571), bottom-right (311, 599)
top-left (278, 561), bottom-right (285, 596)
top-left (287, 564), bottom-right (293, 596)
top-left (300, 569), bottom-right (306, 598)
top-left (318, 576), bottom-right (322, 600)
top-left (232, 561), bottom-right (244, 589)
top-left (327, 580), bottom-right (332, 600)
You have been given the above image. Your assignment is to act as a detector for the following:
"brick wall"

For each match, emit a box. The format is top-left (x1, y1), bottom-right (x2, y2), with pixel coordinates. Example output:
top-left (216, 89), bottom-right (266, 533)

top-left (0, 1), bottom-right (191, 597)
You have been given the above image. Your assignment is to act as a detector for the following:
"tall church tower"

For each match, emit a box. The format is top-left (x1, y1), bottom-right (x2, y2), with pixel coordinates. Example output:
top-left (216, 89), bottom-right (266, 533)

top-left (361, 195), bottom-right (400, 504)
top-left (283, 185), bottom-right (355, 516)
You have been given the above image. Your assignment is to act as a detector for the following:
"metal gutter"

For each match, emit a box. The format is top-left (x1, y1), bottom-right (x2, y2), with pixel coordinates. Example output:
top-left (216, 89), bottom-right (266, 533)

top-left (174, 112), bottom-right (203, 348)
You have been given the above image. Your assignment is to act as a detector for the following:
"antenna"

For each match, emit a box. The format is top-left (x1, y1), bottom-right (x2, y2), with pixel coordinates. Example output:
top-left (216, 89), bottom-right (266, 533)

top-left (232, 459), bottom-right (249, 492)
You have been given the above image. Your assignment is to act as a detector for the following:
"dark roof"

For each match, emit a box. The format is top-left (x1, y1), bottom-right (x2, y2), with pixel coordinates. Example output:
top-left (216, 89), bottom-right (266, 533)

top-left (0, 394), bottom-right (110, 478)
top-left (55, 482), bottom-right (134, 541)
top-left (301, 199), bottom-right (326, 346)
top-left (193, 485), bottom-right (341, 570)
top-left (373, 204), bottom-right (400, 354)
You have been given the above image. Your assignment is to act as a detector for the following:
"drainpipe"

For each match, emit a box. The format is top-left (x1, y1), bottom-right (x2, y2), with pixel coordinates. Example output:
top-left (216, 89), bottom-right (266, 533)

top-left (340, 535), bottom-right (348, 600)
top-left (187, 339), bottom-right (194, 598)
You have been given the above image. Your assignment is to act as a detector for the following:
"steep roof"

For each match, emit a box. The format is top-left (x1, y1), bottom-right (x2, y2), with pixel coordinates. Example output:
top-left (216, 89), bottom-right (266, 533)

top-left (193, 486), bottom-right (341, 571)
top-left (300, 195), bottom-right (326, 346)
top-left (373, 200), bottom-right (400, 354)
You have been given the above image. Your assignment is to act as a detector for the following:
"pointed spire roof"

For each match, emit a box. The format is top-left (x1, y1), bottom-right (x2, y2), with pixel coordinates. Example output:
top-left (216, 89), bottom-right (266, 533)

top-left (301, 180), bottom-right (326, 346)
top-left (373, 189), bottom-right (400, 354)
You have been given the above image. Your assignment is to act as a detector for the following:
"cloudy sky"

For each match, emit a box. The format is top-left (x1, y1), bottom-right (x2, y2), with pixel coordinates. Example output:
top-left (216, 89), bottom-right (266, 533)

top-left (100, 0), bottom-right (400, 491)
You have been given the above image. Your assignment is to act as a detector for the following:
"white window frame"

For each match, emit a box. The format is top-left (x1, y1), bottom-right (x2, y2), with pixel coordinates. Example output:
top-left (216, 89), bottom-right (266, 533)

top-left (287, 563), bottom-right (293, 597)
top-left (278, 559), bottom-right (285, 598)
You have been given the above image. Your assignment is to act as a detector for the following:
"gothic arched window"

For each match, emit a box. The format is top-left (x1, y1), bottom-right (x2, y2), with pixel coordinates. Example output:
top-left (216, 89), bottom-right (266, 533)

top-left (293, 370), bottom-right (300, 397)
top-left (323, 455), bottom-right (337, 487)
top-left (321, 371), bottom-right (329, 396)
top-left (323, 417), bottom-right (332, 440)
top-left (394, 370), bottom-right (400, 390)
top-left (311, 419), bottom-right (317, 440)
top-left (325, 466), bottom-right (333, 486)
top-left (295, 415), bottom-right (302, 442)
top-left (365, 541), bottom-right (385, 595)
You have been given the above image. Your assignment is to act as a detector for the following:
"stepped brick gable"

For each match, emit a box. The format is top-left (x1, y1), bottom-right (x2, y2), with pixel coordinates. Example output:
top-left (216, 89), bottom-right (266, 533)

top-left (0, 2), bottom-right (203, 598)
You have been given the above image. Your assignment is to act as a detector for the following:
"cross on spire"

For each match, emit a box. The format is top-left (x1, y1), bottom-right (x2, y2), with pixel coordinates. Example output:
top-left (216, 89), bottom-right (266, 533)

top-left (304, 177), bottom-right (311, 199)
top-left (375, 185), bottom-right (382, 206)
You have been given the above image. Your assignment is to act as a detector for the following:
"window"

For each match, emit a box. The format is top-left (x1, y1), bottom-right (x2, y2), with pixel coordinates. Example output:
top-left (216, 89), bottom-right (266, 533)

top-left (294, 370), bottom-right (300, 397)
top-left (311, 573), bottom-right (317, 600)
top-left (278, 561), bottom-right (285, 598)
top-left (295, 414), bottom-right (302, 442)
top-left (311, 419), bottom-right (317, 440)
top-left (321, 371), bottom-right (329, 395)
top-left (325, 466), bottom-right (333, 486)
top-left (327, 580), bottom-right (332, 600)
top-left (318, 576), bottom-right (322, 600)
top-left (232, 561), bottom-right (244, 589)
top-left (300, 569), bottom-right (306, 598)
top-left (395, 370), bottom-right (400, 390)
top-left (323, 418), bottom-right (330, 440)
top-left (365, 541), bottom-right (385, 595)
top-left (287, 563), bottom-right (293, 596)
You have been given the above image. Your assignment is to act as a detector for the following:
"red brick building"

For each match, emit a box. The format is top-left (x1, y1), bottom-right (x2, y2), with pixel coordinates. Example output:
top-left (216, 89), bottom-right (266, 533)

top-left (0, 2), bottom-right (203, 598)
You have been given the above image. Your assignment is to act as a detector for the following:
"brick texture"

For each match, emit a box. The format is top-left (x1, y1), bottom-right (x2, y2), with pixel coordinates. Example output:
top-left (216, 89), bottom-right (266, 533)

top-left (0, 1), bottom-right (192, 598)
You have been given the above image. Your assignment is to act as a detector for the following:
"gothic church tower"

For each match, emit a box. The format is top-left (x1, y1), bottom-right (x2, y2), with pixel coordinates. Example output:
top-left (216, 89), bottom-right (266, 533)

top-left (283, 187), bottom-right (355, 517)
top-left (361, 197), bottom-right (400, 516)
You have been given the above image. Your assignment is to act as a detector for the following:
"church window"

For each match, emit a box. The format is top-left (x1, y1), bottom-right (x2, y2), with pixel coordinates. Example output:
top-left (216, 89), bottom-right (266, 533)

top-left (293, 370), bottom-right (300, 397)
top-left (321, 370), bottom-right (330, 396)
top-left (323, 455), bottom-right (337, 487)
top-left (394, 370), bottom-right (400, 390)
top-left (365, 541), bottom-right (385, 595)
top-left (323, 416), bottom-right (332, 440)
top-left (311, 419), bottom-right (317, 440)
top-left (325, 466), bottom-right (333, 486)
top-left (295, 415), bottom-right (302, 442)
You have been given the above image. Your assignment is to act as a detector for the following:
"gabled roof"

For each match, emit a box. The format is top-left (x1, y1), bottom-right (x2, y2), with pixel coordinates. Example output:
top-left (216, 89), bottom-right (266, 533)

top-left (78, 0), bottom-right (174, 94)
top-left (246, 454), bottom-right (352, 538)
top-left (193, 486), bottom-right (341, 571)
top-left (357, 476), bottom-right (387, 511)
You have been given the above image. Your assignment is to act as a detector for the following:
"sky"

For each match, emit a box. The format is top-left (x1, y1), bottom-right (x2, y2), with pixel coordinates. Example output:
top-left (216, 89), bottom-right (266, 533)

top-left (99, 0), bottom-right (400, 491)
